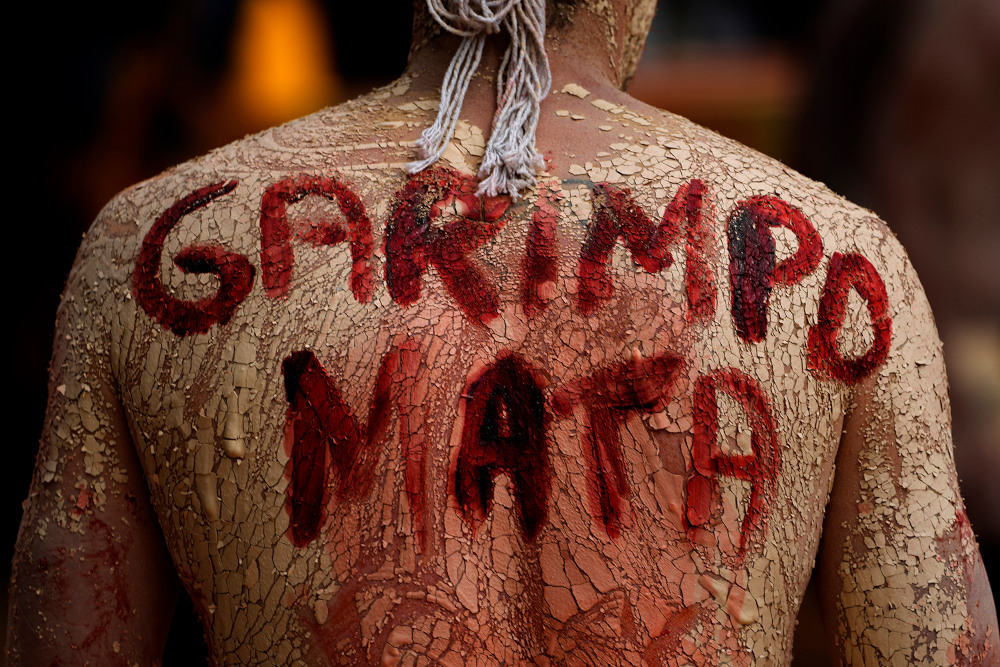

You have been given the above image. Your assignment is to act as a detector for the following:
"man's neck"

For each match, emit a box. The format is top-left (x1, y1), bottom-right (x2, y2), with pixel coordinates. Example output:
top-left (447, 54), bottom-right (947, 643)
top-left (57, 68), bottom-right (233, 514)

top-left (402, 9), bottom-right (627, 125)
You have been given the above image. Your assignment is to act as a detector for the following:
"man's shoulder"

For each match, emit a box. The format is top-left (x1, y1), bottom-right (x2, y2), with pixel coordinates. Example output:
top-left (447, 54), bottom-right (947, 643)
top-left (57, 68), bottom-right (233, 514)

top-left (91, 87), bottom-right (428, 247)
top-left (620, 96), bottom-right (909, 276)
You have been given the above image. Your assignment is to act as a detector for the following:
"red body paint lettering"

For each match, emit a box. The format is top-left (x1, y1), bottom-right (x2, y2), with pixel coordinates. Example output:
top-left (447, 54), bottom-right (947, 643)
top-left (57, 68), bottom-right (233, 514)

top-left (577, 180), bottom-right (715, 320)
top-left (132, 180), bottom-right (256, 336)
top-left (728, 195), bottom-right (822, 343)
top-left (522, 181), bottom-right (561, 318)
top-left (665, 179), bottom-right (716, 321)
top-left (281, 350), bottom-right (331, 546)
top-left (454, 354), bottom-right (551, 540)
top-left (281, 344), bottom-right (427, 548)
top-left (686, 368), bottom-right (780, 563)
top-left (260, 173), bottom-right (374, 302)
top-left (808, 252), bottom-right (891, 383)
top-left (551, 353), bottom-right (684, 538)
top-left (385, 168), bottom-right (510, 326)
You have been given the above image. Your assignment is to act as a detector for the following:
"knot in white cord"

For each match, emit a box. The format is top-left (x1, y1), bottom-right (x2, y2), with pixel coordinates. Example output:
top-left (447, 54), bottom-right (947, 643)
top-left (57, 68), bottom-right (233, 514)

top-left (408, 0), bottom-right (551, 200)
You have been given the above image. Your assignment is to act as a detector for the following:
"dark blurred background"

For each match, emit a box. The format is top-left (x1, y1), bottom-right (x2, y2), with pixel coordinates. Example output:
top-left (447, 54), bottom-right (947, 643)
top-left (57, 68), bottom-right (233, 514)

top-left (8, 0), bottom-right (998, 663)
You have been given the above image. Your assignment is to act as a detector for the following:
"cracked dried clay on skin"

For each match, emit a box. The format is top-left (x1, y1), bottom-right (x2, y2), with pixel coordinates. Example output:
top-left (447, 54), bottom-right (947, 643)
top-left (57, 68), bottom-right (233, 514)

top-left (7, 65), bottom-right (995, 667)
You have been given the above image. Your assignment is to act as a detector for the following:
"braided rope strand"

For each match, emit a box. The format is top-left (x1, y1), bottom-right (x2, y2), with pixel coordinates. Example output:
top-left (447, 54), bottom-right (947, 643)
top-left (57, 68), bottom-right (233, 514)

top-left (407, 0), bottom-right (551, 200)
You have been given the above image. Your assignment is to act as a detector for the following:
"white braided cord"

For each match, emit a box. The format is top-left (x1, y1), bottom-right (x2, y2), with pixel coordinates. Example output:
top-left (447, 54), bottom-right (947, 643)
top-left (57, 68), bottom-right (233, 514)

top-left (408, 0), bottom-right (550, 200)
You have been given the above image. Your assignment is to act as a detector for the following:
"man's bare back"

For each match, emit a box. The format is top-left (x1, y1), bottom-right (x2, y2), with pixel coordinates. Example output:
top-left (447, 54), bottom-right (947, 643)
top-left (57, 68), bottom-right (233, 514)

top-left (7, 2), bottom-right (997, 665)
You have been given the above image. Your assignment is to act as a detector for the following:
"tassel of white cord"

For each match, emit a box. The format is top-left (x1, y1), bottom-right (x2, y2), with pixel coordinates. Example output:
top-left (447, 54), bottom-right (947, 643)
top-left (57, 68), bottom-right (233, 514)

top-left (407, 0), bottom-right (551, 200)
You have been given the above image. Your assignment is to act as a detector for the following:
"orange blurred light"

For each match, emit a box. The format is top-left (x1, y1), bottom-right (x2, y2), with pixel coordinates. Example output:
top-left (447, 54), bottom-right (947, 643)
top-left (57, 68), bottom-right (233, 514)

top-left (231, 0), bottom-right (339, 128)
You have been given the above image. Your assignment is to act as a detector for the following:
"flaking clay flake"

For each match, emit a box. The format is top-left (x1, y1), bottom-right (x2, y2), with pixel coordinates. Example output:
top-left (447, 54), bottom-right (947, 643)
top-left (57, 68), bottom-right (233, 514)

top-left (561, 82), bottom-right (591, 98)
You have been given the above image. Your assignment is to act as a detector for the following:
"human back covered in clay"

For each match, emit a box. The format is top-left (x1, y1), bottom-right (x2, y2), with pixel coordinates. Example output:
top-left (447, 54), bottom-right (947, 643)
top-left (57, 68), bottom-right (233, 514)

top-left (7, 1), bottom-right (997, 665)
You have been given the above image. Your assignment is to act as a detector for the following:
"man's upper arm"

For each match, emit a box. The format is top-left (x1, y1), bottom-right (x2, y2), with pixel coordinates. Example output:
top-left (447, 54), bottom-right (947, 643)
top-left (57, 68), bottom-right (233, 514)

top-left (814, 248), bottom-right (997, 665)
top-left (6, 222), bottom-right (180, 665)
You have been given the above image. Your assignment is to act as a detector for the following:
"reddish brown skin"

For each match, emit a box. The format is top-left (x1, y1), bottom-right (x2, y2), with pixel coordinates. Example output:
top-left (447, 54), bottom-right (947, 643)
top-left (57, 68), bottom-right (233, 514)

top-left (259, 173), bottom-right (375, 302)
top-left (620, 594), bottom-right (639, 642)
top-left (642, 604), bottom-right (702, 666)
top-left (385, 168), bottom-right (511, 327)
top-left (131, 180), bottom-right (255, 336)
top-left (454, 353), bottom-right (552, 541)
top-left (942, 510), bottom-right (997, 666)
top-left (7, 380), bottom-right (179, 665)
top-left (816, 374), bottom-right (998, 666)
top-left (551, 353), bottom-right (684, 538)
top-left (576, 180), bottom-right (713, 318)
top-left (686, 368), bottom-right (781, 565)
top-left (808, 251), bottom-right (892, 383)
top-left (299, 575), bottom-right (385, 664)
top-left (727, 195), bottom-right (822, 344)
top-left (397, 340), bottom-right (431, 550)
